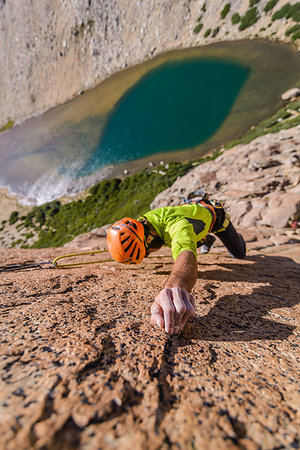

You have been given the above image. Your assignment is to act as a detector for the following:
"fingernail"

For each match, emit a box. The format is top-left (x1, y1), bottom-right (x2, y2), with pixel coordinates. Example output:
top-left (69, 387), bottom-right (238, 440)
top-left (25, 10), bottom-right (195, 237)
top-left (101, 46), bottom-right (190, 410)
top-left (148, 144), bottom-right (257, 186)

top-left (174, 326), bottom-right (179, 334)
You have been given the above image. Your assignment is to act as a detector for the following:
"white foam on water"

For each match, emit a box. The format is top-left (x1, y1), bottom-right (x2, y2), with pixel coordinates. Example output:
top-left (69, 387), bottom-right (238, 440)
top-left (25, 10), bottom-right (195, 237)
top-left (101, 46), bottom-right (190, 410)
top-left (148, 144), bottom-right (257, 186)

top-left (12, 164), bottom-right (114, 206)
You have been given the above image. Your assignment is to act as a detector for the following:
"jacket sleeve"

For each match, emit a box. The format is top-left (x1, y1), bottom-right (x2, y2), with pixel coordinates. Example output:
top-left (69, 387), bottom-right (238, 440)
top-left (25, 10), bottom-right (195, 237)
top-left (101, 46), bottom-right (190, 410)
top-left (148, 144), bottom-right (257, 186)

top-left (167, 219), bottom-right (198, 261)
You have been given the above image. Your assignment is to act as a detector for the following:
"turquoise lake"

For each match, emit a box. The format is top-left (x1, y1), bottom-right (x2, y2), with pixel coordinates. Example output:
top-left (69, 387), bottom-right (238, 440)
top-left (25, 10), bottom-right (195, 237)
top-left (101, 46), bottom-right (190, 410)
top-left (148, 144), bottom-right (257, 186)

top-left (78, 59), bottom-right (248, 176)
top-left (1, 40), bottom-right (300, 205)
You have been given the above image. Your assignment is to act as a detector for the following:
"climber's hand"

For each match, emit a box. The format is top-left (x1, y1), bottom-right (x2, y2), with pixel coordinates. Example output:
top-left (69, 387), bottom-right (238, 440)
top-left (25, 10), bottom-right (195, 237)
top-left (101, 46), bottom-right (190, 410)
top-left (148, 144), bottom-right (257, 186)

top-left (150, 287), bottom-right (195, 335)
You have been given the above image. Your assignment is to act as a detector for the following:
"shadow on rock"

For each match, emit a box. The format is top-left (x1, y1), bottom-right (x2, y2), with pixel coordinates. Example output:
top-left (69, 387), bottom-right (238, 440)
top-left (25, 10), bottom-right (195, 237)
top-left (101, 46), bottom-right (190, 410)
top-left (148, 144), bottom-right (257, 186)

top-left (188, 254), bottom-right (299, 342)
top-left (149, 337), bottom-right (177, 432)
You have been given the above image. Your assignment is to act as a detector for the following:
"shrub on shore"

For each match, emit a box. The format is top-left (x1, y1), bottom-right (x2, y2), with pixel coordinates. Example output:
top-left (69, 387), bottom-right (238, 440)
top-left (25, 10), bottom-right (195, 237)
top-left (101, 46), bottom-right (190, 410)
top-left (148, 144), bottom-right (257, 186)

top-left (285, 24), bottom-right (300, 41)
top-left (239, 7), bottom-right (260, 31)
top-left (0, 120), bottom-right (14, 133)
top-left (212, 27), bottom-right (220, 37)
top-left (291, 29), bottom-right (300, 41)
top-left (249, 0), bottom-right (260, 7)
top-left (9, 211), bottom-right (19, 225)
top-left (231, 13), bottom-right (241, 24)
top-left (193, 23), bottom-right (203, 34)
top-left (221, 3), bottom-right (231, 19)
top-left (264, 0), bottom-right (279, 12)
top-left (272, 3), bottom-right (300, 22)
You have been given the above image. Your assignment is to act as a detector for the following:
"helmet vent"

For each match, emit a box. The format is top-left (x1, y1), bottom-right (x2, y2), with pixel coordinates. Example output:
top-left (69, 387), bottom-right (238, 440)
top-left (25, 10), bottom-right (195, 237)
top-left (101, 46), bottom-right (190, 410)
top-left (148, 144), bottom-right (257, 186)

top-left (124, 239), bottom-right (134, 252)
top-left (136, 248), bottom-right (140, 261)
top-left (129, 242), bottom-right (137, 258)
top-left (121, 236), bottom-right (130, 244)
top-left (132, 222), bottom-right (138, 230)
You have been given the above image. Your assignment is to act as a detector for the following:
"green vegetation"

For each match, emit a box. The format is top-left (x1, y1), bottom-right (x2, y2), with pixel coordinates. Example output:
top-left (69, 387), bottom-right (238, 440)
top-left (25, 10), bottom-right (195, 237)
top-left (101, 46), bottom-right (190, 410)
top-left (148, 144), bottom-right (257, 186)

top-left (239, 7), bottom-right (260, 30)
top-left (291, 29), bottom-right (300, 40)
top-left (221, 3), bottom-right (231, 19)
top-left (0, 120), bottom-right (14, 133)
top-left (9, 211), bottom-right (19, 225)
top-left (204, 28), bottom-right (211, 37)
top-left (285, 23), bottom-right (300, 40)
top-left (201, 3), bottom-right (206, 12)
top-left (0, 220), bottom-right (6, 232)
top-left (249, 0), bottom-right (260, 6)
top-left (285, 24), bottom-right (300, 35)
top-left (287, 3), bottom-right (300, 22)
top-left (71, 19), bottom-right (95, 38)
top-left (225, 101), bottom-right (300, 149)
top-left (72, 22), bottom-right (86, 37)
top-left (212, 27), bottom-right (220, 37)
top-left (272, 3), bottom-right (300, 22)
top-left (264, 0), bottom-right (279, 12)
top-left (231, 13), bottom-right (241, 24)
top-left (193, 23), bottom-right (203, 34)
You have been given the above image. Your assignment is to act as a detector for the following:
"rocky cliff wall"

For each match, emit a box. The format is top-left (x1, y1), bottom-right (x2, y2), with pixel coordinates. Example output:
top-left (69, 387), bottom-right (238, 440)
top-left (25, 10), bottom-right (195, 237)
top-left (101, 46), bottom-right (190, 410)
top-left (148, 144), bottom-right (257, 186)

top-left (0, 0), bottom-right (299, 127)
top-left (151, 126), bottom-right (300, 229)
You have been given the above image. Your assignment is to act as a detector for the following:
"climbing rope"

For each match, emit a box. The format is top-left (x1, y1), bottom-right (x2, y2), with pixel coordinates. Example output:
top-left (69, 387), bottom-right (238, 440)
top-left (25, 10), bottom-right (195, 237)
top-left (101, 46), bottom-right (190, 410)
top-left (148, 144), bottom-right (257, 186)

top-left (0, 243), bottom-right (237, 272)
top-left (0, 260), bottom-right (54, 272)
top-left (52, 250), bottom-right (112, 268)
top-left (0, 250), bottom-right (110, 272)
top-left (0, 249), bottom-right (175, 272)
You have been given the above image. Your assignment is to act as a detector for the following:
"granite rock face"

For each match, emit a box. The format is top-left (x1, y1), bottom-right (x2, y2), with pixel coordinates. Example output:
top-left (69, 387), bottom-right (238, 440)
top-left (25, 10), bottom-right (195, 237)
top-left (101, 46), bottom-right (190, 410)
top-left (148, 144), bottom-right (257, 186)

top-left (0, 0), bottom-right (298, 127)
top-left (151, 126), bottom-right (300, 229)
top-left (0, 232), bottom-right (299, 449)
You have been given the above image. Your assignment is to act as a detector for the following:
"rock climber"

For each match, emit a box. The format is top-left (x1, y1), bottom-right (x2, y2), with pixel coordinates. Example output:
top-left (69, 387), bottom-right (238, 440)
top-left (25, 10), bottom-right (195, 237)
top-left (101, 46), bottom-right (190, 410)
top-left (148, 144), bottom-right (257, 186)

top-left (106, 190), bottom-right (246, 336)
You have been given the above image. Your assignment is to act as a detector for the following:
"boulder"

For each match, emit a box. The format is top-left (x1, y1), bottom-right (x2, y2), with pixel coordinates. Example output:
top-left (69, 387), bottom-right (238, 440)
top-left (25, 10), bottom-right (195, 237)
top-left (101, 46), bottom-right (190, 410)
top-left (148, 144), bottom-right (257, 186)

top-left (260, 193), bottom-right (300, 228)
top-left (225, 200), bottom-right (251, 225)
top-left (239, 198), bottom-right (268, 227)
top-left (63, 224), bottom-right (111, 249)
top-left (281, 88), bottom-right (300, 100)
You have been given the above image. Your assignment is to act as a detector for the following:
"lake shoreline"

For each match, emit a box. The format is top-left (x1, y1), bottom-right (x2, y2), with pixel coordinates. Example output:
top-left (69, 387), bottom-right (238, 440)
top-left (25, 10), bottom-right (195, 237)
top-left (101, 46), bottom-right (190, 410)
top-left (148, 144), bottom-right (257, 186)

top-left (1, 91), bottom-right (299, 248)
top-left (1, 40), bottom-right (299, 209)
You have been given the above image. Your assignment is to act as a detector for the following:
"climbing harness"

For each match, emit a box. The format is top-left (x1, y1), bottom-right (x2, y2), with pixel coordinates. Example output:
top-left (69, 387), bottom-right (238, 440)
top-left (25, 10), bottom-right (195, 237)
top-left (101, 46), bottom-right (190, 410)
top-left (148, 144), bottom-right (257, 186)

top-left (180, 192), bottom-right (230, 234)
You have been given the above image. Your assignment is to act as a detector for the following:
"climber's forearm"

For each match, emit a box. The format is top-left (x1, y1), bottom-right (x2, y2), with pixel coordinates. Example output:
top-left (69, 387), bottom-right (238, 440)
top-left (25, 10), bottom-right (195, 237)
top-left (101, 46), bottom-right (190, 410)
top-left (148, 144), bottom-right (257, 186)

top-left (164, 250), bottom-right (197, 293)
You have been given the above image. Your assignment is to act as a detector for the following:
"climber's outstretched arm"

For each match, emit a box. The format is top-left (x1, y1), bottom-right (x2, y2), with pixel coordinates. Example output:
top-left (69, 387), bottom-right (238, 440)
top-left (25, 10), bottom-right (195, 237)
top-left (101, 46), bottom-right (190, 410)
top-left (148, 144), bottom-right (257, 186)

top-left (150, 250), bottom-right (197, 335)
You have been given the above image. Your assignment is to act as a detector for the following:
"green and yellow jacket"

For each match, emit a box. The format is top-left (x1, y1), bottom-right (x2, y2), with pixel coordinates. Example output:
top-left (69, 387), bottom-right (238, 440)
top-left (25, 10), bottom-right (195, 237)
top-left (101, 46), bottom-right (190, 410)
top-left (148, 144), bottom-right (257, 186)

top-left (143, 204), bottom-right (216, 260)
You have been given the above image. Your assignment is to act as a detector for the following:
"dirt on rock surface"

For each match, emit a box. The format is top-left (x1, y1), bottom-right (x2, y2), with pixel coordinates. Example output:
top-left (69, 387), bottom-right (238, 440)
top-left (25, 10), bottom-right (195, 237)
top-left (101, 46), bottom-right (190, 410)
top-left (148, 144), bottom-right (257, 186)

top-left (0, 230), bottom-right (299, 449)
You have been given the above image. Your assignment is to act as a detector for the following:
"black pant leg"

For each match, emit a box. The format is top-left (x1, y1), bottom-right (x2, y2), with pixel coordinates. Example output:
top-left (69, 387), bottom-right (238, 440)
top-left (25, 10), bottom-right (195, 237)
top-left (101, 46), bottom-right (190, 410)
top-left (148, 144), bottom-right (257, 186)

top-left (215, 222), bottom-right (246, 259)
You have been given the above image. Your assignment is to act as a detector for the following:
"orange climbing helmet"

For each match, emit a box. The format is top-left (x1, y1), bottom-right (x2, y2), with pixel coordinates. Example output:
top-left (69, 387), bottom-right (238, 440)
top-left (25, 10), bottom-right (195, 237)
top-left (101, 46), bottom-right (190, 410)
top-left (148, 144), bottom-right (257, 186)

top-left (106, 218), bottom-right (146, 264)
